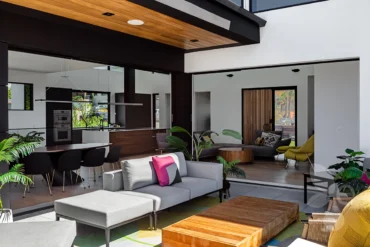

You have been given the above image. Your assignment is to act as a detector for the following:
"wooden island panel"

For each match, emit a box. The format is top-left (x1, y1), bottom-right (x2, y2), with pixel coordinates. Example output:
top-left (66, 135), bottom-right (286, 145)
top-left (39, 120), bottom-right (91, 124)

top-left (109, 129), bottom-right (167, 156)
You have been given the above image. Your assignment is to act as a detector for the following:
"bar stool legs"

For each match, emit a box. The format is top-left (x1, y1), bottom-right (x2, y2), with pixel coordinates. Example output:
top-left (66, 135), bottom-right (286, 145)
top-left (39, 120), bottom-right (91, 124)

top-left (45, 173), bottom-right (53, 196)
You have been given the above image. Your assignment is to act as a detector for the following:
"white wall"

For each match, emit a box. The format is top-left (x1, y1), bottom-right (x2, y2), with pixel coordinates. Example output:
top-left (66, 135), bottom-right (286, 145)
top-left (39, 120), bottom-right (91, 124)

top-left (194, 65), bottom-right (313, 144)
top-left (314, 61), bottom-right (359, 170)
top-left (186, 0), bottom-right (369, 73)
top-left (8, 68), bottom-right (171, 130)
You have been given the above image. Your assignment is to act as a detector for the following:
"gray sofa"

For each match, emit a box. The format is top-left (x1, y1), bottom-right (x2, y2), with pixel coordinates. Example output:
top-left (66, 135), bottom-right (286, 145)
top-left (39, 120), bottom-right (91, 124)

top-left (196, 130), bottom-right (291, 159)
top-left (103, 152), bottom-right (223, 212)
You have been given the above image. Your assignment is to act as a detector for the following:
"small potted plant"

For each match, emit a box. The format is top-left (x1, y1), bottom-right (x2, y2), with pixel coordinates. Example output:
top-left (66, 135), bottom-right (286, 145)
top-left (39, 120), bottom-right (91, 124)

top-left (166, 126), bottom-right (242, 161)
top-left (216, 156), bottom-right (246, 198)
top-left (0, 136), bottom-right (40, 223)
top-left (328, 149), bottom-right (369, 197)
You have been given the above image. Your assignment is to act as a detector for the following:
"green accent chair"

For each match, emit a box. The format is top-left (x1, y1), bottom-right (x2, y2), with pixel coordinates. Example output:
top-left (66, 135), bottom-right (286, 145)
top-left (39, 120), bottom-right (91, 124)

top-left (284, 135), bottom-right (314, 169)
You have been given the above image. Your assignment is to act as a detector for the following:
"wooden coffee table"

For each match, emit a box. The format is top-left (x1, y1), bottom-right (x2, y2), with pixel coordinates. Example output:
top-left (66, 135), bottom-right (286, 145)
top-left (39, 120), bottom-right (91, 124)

top-left (162, 196), bottom-right (299, 247)
top-left (219, 147), bottom-right (254, 163)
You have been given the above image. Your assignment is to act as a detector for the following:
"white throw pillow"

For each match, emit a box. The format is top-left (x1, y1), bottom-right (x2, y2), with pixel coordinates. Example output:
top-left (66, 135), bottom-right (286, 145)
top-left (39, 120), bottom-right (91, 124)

top-left (261, 132), bottom-right (281, 147)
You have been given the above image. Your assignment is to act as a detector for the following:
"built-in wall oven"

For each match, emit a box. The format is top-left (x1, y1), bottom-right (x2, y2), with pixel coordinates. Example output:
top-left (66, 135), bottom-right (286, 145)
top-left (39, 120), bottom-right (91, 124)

top-left (53, 110), bottom-right (71, 142)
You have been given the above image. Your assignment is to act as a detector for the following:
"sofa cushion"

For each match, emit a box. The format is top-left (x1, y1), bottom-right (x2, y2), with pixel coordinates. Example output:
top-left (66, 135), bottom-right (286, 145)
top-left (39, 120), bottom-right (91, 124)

top-left (328, 190), bottom-right (370, 247)
top-left (0, 221), bottom-right (76, 247)
top-left (151, 156), bottom-right (182, 186)
top-left (55, 190), bottom-right (153, 228)
top-left (122, 152), bottom-right (187, 190)
top-left (261, 132), bottom-right (281, 147)
top-left (129, 185), bottom-right (190, 211)
top-left (255, 130), bottom-right (282, 138)
top-left (172, 177), bottom-right (218, 199)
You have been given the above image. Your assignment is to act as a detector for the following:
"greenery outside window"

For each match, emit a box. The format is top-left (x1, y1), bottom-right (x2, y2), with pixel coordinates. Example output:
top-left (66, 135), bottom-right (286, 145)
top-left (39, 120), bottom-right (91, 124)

top-left (8, 82), bottom-right (33, 111)
top-left (72, 90), bottom-right (110, 128)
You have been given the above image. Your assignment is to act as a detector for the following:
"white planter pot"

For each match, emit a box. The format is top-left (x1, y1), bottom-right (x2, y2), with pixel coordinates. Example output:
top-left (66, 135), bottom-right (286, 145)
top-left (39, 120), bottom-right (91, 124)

top-left (0, 209), bottom-right (13, 223)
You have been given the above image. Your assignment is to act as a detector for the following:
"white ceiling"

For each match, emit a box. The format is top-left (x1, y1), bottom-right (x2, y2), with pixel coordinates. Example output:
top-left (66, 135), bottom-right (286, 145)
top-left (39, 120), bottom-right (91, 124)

top-left (8, 51), bottom-right (104, 73)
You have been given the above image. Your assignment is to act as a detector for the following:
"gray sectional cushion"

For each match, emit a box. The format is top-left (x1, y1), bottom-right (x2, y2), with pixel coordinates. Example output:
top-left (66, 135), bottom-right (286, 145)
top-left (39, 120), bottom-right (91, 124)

top-left (127, 185), bottom-right (190, 210)
top-left (122, 152), bottom-right (187, 190)
top-left (55, 190), bottom-right (153, 228)
top-left (172, 177), bottom-right (218, 199)
top-left (0, 221), bottom-right (76, 247)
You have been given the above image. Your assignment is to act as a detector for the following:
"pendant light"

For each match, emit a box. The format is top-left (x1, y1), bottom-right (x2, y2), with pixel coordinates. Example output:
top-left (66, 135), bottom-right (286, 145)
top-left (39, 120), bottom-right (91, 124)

top-left (35, 59), bottom-right (92, 104)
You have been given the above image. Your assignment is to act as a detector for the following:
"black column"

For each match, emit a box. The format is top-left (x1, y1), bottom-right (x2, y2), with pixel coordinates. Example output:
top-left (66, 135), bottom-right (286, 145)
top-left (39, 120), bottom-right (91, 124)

top-left (0, 42), bottom-right (10, 208)
top-left (171, 72), bottom-right (193, 146)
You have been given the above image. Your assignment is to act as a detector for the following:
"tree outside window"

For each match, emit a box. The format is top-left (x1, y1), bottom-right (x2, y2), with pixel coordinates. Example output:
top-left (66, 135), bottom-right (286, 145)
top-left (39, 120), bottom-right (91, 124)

top-left (72, 91), bottom-right (110, 128)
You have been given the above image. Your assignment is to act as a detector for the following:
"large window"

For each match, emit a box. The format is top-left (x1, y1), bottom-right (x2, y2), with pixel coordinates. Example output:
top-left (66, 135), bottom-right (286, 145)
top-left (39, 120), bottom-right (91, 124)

top-left (72, 91), bottom-right (110, 128)
top-left (274, 88), bottom-right (296, 146)
top-left (229, 0), bottom-right (243, 7)
top-left (8, 82), bottom-right (33, 111)
top-left (250, 0), bottom-right (324, 12)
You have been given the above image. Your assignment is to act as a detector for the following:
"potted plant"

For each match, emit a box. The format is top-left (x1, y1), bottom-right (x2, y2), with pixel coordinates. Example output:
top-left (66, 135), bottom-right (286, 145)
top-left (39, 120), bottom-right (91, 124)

top-left (0, 135), bottom-right (40, 223)
top-left (166, 126), bottom-right (242, 161)
top-left (328, 148), bottom-right (369, 197)
top-left (216, 156), bottom-right (246, 198)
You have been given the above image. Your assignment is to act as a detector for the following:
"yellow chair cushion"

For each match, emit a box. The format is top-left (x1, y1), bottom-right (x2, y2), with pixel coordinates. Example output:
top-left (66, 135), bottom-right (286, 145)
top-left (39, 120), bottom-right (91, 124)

top-left (328, 189), bottom-right (370, 247)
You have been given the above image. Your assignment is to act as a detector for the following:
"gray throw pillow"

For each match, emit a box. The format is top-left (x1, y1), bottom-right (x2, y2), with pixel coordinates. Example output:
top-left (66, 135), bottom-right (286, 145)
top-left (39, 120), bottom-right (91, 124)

top-left (261, 132), bottom-right (281, 147)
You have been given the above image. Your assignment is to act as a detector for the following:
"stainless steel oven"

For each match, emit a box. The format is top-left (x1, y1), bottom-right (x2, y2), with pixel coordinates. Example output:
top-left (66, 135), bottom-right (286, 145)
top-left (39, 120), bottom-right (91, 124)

top-left (53, 110), bottom-right (71, 142)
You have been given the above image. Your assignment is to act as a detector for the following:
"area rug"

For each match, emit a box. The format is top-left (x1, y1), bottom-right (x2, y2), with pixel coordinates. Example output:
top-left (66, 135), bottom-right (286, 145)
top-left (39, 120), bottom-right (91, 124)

top-left (73, 196), bottom-right (306, 247)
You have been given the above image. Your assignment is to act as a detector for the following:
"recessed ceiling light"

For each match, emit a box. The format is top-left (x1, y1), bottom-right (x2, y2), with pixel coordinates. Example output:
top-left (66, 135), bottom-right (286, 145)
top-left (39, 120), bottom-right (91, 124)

top-left (190, 39), bottom-right (199, 43)
top-left (128, 19), bottom-right (144, 26)
top-left (102, 12), bottom-right (115, 16)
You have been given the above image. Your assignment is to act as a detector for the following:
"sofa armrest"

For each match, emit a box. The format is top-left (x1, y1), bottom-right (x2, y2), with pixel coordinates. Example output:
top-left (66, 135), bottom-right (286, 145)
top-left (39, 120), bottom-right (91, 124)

top-left (103, 170), bottom-right (124, 192)
top-left (186, 161), bottom-right (223, 190)
top-left (274, 138), bottom-right (292, 150)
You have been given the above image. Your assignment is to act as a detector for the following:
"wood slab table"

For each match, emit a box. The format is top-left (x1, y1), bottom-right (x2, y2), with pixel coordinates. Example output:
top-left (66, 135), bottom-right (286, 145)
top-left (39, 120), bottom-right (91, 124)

top-left (162, 196), bottom-right (299, 247)
top-left (219, 147), bottom-right (254, 163)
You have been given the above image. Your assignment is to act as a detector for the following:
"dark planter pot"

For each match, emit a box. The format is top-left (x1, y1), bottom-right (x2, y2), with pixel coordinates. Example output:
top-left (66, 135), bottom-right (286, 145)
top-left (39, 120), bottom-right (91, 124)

top-left (223, 180), bottom-right (231, 199)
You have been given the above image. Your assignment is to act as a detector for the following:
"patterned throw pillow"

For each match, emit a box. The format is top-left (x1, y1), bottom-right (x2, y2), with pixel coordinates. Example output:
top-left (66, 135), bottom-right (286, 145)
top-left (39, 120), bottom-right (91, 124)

top-left (261, 132), bottom-right (281, 147)
top-left (151, 156), bottom-right (182, 187)
top-left (254, 137), bottom-right (265, 146)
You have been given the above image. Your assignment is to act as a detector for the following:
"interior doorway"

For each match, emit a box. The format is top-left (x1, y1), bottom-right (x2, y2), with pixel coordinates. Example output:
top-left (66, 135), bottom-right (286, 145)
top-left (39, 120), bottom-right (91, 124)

top-left (194, 92), bottom-right (211, 131)
top-left (242, 87), bottom-right (297, 145)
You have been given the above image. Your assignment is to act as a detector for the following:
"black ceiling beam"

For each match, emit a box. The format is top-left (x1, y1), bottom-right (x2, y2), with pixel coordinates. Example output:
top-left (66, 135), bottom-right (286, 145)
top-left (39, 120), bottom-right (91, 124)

top-left (128, 0), bottom-right (264, 44)
top-left (0, 2), bottom-right (184, 73)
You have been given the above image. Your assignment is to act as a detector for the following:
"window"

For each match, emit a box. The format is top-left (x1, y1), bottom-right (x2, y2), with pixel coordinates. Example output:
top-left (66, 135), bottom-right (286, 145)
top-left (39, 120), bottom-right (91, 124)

top-left (230, 0), bottom-right (243, 7)
top-left (152, 94), bottom-right (160, 128)
top-left (8, 82), bottom-right (33, 111)
top-left (250, 0), bottom-right (323, 12)
top-left (274, 88), bottom-right (296, 146)
top-left (72, 91), bottom-right (110, 128)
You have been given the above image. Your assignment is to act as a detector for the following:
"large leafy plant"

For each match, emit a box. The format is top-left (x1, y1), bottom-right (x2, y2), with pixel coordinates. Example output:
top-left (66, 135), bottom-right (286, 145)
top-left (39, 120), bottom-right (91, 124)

top-left (328, 148), bottom-right (369, 196)
top-left (0, 136), bottom-right (41, 210)
top-left (217, 156), bottom-right (246, 180)
top-left (166, 126), bottom-right (242, 161)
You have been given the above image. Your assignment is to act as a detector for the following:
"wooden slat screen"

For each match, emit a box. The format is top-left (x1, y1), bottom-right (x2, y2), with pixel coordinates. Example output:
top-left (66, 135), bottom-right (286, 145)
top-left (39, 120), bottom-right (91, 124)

top-left (243, 89), bottom-right (273, 144)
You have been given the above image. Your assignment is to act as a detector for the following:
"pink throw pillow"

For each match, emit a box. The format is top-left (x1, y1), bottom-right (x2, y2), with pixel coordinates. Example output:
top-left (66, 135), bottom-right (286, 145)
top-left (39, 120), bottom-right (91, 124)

top-left (152, 156), bottom-right (182, 187)
top-left (361, 173), bottom-right (370, 185)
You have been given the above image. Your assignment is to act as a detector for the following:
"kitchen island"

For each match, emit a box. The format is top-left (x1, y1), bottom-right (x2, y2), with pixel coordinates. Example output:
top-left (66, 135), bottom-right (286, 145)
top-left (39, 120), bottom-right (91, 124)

top-left (82, 128), bottom-right (168, 156)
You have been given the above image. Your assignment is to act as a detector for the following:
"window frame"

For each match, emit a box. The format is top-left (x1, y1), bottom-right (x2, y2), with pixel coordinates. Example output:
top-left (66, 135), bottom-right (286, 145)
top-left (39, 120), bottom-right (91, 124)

top-left (8, 82), bottom-right (34, 111)
top-left (249, 0), bottom-right (328, 13)
top-left (72, 89), bottom-right (111, 129)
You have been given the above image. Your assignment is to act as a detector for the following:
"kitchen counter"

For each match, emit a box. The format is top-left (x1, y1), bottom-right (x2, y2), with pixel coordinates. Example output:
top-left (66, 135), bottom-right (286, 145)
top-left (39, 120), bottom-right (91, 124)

top-left (82, 128), bottom-right (168, 156)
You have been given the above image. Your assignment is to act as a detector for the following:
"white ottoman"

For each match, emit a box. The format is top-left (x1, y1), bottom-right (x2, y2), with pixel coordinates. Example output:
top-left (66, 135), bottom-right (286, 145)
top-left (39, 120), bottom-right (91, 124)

top-left (55, 190), bottom-right (154, 247)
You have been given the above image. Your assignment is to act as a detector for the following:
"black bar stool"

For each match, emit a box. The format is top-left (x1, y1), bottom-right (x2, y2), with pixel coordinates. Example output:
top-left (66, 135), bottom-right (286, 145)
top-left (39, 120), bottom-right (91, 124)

top-left (81, 148), bottom-right (106, 188)
top-left (23, 153), bottom-right (53, 197)
top-left (105, 146), bottom-right (121, 170)
top-left (52, 150), bottom-right (82, 192)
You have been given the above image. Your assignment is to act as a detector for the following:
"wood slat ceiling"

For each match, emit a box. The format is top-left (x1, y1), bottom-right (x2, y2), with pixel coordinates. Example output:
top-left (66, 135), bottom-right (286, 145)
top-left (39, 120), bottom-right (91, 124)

top-left (3, 0), bottom-right (239, 50)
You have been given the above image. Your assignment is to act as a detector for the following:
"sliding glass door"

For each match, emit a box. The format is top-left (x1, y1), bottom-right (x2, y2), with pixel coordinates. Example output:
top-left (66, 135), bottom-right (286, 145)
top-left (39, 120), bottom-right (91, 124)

top-left (274, 88), bottom-right (296, 146)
